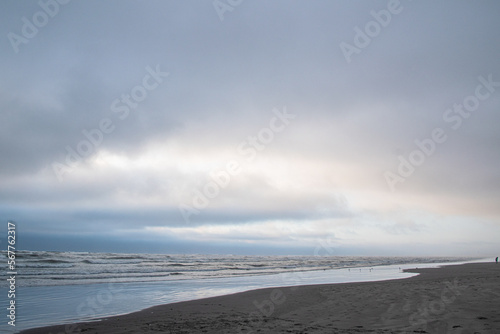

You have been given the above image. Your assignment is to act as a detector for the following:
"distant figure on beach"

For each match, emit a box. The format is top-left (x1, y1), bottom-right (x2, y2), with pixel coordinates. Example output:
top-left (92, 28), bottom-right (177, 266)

top-left (496, 257), bottom-right (498, 263)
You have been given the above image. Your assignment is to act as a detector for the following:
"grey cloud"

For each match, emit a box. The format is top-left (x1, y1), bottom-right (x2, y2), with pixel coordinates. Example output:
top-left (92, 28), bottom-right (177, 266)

top-left (1, 0), bottom-right (499, 254)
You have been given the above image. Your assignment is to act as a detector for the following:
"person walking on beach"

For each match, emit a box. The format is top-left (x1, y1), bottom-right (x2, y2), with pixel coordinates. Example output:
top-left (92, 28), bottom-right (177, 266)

top-left (496, 257), bottom-right (498, 263)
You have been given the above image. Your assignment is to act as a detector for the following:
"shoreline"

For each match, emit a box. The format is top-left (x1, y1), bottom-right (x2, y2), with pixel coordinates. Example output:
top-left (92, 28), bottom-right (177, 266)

top-left (19, 261), bottom-right (500, 333)
top-left (8, 260), bottom-right (462, 332)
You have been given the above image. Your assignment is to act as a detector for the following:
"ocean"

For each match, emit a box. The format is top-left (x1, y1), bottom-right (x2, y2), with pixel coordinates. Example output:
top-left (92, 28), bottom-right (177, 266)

top-left (0, 251), bottom-right (475, 332)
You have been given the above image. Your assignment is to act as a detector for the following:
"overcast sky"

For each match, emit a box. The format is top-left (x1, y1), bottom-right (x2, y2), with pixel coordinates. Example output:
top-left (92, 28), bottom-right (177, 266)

top-left (1, 0), bottom-right (499, 256)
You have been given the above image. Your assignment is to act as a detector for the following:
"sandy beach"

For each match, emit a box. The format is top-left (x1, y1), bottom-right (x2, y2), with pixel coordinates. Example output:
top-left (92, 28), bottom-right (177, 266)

top-left (20, 262), bottom-right (500, 334)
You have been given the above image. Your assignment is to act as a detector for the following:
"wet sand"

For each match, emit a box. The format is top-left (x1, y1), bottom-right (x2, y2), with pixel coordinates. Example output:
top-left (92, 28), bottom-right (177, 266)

top-left (20, 262), bottom-right (500, 333)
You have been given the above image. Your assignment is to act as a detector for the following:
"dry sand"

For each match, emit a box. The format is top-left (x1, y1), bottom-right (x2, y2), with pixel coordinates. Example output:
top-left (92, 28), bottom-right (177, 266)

top-left (20, 262), bottom-right (500, 333)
